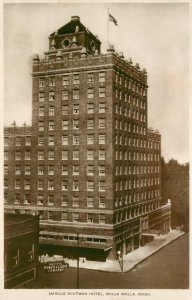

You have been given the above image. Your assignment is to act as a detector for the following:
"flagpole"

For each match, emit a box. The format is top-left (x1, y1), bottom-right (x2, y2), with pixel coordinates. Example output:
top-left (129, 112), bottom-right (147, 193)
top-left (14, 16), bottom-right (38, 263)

top-left (107, 8), bottom-right (109, 49)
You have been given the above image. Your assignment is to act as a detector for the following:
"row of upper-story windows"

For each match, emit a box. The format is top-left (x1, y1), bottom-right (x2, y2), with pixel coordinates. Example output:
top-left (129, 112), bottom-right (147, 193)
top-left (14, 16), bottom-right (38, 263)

top-left (38, 134), bottom-right (106, 146)
top-left (147, 140), bottom-right (160, 150)
top-left (38, 103), bottom-right (106, 117)
top-left (37, 149), bottom-right (106, 161)
top-left (114, 191), bottom-right (160, 207)
top-left (4, 136), bottom-right (31, 146)
top-left (115, 89), bottom-right (147, 104)
top-left (38, 118), bottom-right (106, 131)
top-left (115, 164), bottom-right (160, 176)
top-left (115, 73), bottom-right (147, 94)
top-left (4, 165), bottom-right (31, 175)
top-left (38, 102), bottom-right (106, 117)
top-left (115, 178), bottom-right (160, 191)
top-left (4, 151), bottom-right (31, 161)
top-left (39, 72), bottom-right (106, 88)
top-left (115, 150), bottom-right (147, 161)
top-left (36, 164), bottom-right (106, 176)
top-left (115, 137), bottom-right (147, 148)
top-left (115, 105), bottom-right (146, 121)
top-left (39, 87), bottom-right (106, 102)
top-left (4, 179), bottom-right (106, 192)
top-left (114, 201), bottom-right (160, 224)
top-left (115, 121), bottom-right (146, 135)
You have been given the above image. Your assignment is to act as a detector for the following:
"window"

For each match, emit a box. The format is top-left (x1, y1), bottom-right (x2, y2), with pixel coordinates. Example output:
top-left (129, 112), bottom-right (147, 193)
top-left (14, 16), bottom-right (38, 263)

top-left (49, 92), bottom-right (55, 101)
top-left (72, 212), bottom-right (79, 222)
top-left (27, 244), bottom-right (35, 262)
top-left (87, 119), bottom-right (94, 129)
top-left (25, 165), bottom-right (30, 175)
top-left (62, 150), bottom-right (68, 160)
top-left (48, 180), bottom-right (54, 190)
top-left (73, 89), bottom-right (79, 99)
top-left (25, 136), bottom-right (31, 146)
top-left (87, 88), bottom-right (94, 98)
top-left (99, 150), bottom-right (105, 160)
top-left (39, 92), bottom-right (45, 102)
top-left (99, 134), bottom-right (105, 144)
top-left (61, 212), bottom-right (68, 221)
top-left (73, 120), bottom-right (79, 129)
top-left (61, 195), bottom-right (68, 206)
top-left (38, 136), bottom-right (44, 146)
top-left (38, 165), bottom-right (44, 175)
top-left (62, 90), bottom-right (69, 100)
top-left (99, 181), bottom-right (105, 191)
top-left (14, 194), bottom-right (20, 204)
top-left (15, 179), bottom-right (20, 189)
top-left (15, 136), bottom-right (21, 146)
top-left (99, 196), bottom-right (106, 208)
top-left (39, 78), bottom-right (45, 87)
top-left (62, 120), bottom-right (68, 130)
top-left (38, 121), bottom-right (44, 131)
top-left (48, 211), bottom-right (54, 220)
top-left (4, 137), bottom-right (9, 146)
top-left (87, 196), bottom-right (94, 208)
top-left (38, 180), bottom-right (43, 190)
top-left (87, 103), bottom-right (94, 113)
top-left (99, 87), bottom-right (105, 98)
top-left (62, 135), bottom-right (68, 145)
top-left (87, 181), bottom-right (94, 191)
top-left (38, 150), bottom-right (44, 160)
top-left (48, 195), bottom-right (54, 205)
top-left (99, 72), bottom-right (105, 83)
top-left (87, 165), bottom-right (94, 175)
top-left (73, 165), bottom-right (79, 175)
top-left (49, 120), bottom-right (54, 131)
top-left (73, 104), bottom-right (79, 114)
top-left (24, 179), bottom-right (30, 190)
top-left (48, 150), bottom-right (54, 160)
top-left (87, 150), bottom-right (94, 160)
top-left (37, 195), bottom-right (43, 205)
top-left (4, 165), bottom-right (8, 175)
top-left (87, 213), bottom-right (94, 223)
top-left (62, 75), bottom-right (69, 86)
top-left (73, 74), bottom-right (79, 84)
top-left (73, 135), bottom-right (79, 145)
top-left (99, 103), bottom-right (105, 113)
top-left (4, 179), bottom-right (8, 189)
top-left (49, 77), bottom-right (55, 86)
top-left (99, 214), bottom-right (105, 224)
top-left (48, 165), bottom-right (54, 175)
top-left (73, 150), bottom-right (79, 160)
top-left (87, 73), bottom-right (94, 83)
top-left (48, 135), bottom-right (54, 145)
top-left (73, 196), bottom-right (79, 206)
top-left (25, 151), bottom-right (31, 160)
top-left (99, 165), bottom-right (105, 176)
top-left (99, 118), bottom-right (105, 129)
top-left (24, 194), bottom-right (30, 205)
top-left (62, 165), bottom-right (68, 175)
top-left (62, 180), bottom-right (68, 190)
top-left (4, 151), bottom-right (8, 160)
top-left (49, 106), bottom-right (55, 116)
top-left (15, 165), bottom-right (21, 175)
top-left (62, 105), bottom-right (69, 115)
top-left (73, 180), bottom-right (79, 190)
top-left (87, 134), bottom-right (94, 144)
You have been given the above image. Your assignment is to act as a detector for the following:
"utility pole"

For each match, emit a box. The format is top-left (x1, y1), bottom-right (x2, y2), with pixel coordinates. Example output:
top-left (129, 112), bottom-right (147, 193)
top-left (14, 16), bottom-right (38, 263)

top-left (76, 233), bottom-right (79, 289)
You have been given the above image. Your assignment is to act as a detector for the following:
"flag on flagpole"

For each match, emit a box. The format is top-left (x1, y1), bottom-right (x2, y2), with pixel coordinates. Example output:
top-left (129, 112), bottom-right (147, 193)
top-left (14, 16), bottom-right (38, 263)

top-left (109, 13), bottom-right (118, 26)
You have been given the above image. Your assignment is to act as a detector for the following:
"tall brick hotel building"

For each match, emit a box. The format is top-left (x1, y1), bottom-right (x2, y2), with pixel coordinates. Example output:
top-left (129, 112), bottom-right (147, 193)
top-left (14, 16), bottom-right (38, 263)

top-left (4, 16), bottom-right (171, 261)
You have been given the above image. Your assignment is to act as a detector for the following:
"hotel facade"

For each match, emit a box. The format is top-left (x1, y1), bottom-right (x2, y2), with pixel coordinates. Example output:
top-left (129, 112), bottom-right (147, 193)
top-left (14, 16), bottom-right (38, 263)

top-left (4, 16), bottom-right (171, 261)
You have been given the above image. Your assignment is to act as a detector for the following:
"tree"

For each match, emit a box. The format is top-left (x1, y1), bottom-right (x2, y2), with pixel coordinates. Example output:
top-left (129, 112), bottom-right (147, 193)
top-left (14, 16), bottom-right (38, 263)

top-left (161, 158), bottom-right (189, 231)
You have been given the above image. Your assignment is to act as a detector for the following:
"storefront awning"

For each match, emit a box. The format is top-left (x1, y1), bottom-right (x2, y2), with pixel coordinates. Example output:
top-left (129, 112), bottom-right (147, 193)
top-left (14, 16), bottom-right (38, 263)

top-left (141, 229), bottom-right (163, 237)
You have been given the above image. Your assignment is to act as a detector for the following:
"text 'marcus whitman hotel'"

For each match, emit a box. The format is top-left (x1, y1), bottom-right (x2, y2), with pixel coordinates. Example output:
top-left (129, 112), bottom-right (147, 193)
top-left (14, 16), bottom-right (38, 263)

top-left (4, 15), bottom-right (171, 261)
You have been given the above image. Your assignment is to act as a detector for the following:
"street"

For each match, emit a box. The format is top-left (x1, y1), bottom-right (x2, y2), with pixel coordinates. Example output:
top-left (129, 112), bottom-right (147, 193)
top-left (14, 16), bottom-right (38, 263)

top-left (24, 233), bottom-right (189, 289)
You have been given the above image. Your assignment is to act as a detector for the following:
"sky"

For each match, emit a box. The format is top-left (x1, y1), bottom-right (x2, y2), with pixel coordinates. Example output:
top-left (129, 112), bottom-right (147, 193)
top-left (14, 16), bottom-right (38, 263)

top-left (3, 2), bottom-right (189, 164)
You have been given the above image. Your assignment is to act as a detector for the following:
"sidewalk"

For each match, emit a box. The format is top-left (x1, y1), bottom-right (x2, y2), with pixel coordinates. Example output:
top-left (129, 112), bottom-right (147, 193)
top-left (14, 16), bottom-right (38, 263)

top-left (68, 230), bottom-right (185, 273)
